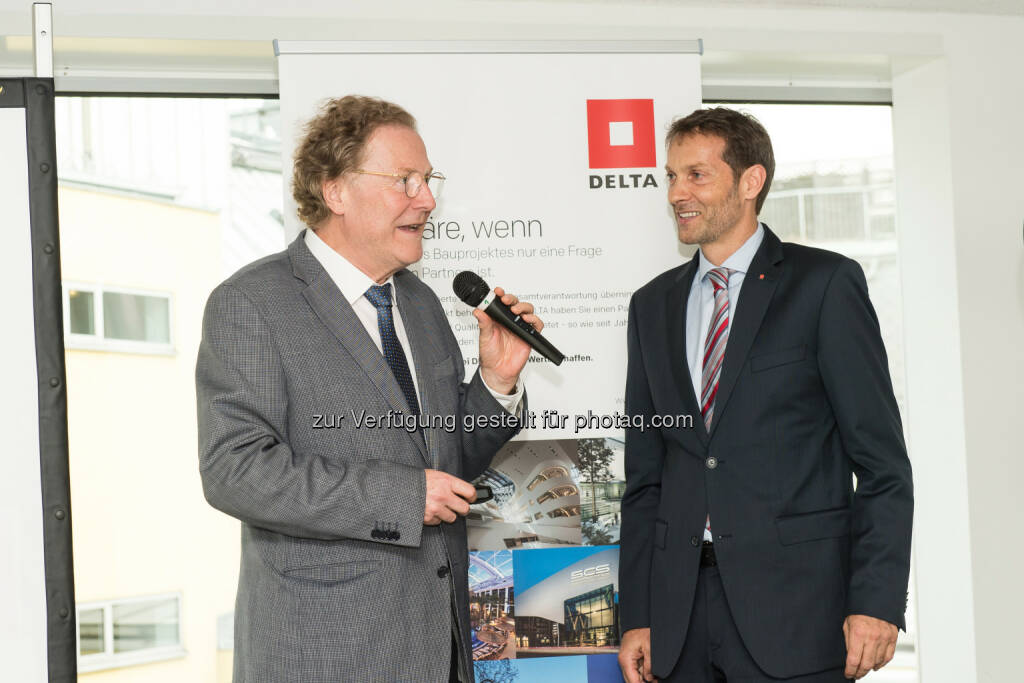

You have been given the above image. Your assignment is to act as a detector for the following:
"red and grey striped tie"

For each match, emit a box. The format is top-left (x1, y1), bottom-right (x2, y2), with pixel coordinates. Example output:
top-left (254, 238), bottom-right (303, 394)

top-left (701, 267), bottom-right (733, 538)
top-left (701, 267), bottom-right (733, 429)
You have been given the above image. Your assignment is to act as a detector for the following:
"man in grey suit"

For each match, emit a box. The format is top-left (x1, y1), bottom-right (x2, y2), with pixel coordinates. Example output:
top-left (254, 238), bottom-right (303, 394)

top-left (196, 95), bottom-right (540, 682)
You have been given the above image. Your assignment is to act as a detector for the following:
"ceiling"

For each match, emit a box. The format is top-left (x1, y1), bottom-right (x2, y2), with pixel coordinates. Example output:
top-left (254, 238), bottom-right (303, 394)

top-left (539, 0), bottom-right (1024, 14)
top-left (0, 0), bottom-right (1016, 94)
top-left (0, 0), bottom-right (1022, 23)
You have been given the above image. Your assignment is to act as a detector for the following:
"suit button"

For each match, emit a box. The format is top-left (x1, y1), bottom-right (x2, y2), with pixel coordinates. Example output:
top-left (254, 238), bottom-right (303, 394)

top-left (437, 565), bottom-right (450, 578)
top-left (690, 536), bottom-right (700, 547)
top-left (705, 457), bottom-right (718, 469)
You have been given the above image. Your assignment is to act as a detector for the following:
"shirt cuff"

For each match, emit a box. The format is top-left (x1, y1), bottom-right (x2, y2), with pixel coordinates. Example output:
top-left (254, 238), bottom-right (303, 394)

top-left (482, 376), bottom-right (525, 416)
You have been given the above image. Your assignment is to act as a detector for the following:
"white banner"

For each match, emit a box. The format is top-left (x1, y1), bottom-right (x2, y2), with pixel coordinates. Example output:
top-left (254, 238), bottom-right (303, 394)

top-left (278, 42), bottom-right (702, 440)
top-left (0, 105), bottom-right (49, 683)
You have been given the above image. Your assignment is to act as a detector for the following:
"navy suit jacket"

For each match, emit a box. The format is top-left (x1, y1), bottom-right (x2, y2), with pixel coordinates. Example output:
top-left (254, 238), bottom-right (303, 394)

top-left (618, 225), bottom-right (913, 678)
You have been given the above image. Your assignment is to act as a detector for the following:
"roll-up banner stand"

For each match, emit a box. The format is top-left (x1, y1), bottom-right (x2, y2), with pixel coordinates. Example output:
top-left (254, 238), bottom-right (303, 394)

top-left (277, 41), bottom-right (701, 679)
top-left (1, 76), bottom-right (76, 682)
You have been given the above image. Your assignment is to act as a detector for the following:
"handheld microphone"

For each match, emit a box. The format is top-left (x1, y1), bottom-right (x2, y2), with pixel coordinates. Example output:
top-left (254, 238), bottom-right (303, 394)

top-left (452, 271), bottom-right (565, 366)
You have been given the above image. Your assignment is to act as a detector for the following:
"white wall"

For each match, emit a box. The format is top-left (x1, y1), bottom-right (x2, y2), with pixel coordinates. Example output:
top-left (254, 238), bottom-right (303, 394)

top-left (1, 2), bottom-right (1021, 681)
top-left (938, 19), bottom-right (1024, 683)
top-left (891, 56), bottom-right (975, 683)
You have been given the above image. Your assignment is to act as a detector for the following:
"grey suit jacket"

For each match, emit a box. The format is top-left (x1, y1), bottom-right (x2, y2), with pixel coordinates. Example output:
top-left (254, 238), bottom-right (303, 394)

top-left (196, 233), bottom-right (520, 682)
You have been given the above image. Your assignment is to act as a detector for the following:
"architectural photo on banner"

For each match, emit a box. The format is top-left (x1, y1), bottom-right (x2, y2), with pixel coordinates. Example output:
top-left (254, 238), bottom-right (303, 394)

top-left (467, 440), bottom-right (583, 550)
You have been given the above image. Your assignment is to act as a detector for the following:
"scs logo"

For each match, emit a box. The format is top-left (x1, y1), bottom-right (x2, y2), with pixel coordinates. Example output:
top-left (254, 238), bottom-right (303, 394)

top-left (570, 563), bottom-right (611, 583)
top-left (586, 99), bottom-right (659, 190)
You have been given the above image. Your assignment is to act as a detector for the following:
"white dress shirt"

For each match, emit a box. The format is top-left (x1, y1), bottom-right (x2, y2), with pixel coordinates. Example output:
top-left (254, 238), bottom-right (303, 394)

top-left (685, 223), bottom-right (764, 540)
top-left (304, 229), bottom-right (523, 414)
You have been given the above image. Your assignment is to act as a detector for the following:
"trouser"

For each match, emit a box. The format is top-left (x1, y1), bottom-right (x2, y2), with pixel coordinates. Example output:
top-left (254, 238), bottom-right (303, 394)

top-left (662, 563), bottom-right (847, 682)
top-left (449, 633), bottom-right (460, 682)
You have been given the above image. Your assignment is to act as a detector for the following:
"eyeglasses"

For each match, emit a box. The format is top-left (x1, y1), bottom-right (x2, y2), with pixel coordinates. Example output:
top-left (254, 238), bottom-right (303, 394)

top-left (352, 168), bottom-right (446, 199)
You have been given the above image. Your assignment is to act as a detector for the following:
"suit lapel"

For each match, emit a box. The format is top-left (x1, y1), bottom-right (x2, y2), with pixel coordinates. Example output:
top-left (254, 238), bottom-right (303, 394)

top-left (289, 236), bottom-right (429, 463)
top-left (708, 227), bottom-right (784, 438)
top-left (666, 253), bottom-right (709, 445)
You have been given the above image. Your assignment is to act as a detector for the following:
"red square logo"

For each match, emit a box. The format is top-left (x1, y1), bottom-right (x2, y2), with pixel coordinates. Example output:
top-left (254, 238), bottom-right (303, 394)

top-left (586, 99), bottom-right (656, 169)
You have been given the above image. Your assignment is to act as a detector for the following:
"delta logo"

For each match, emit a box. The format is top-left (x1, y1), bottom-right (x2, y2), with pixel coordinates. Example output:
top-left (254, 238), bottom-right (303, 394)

top-left (586, 98), bottom-right (659, 190)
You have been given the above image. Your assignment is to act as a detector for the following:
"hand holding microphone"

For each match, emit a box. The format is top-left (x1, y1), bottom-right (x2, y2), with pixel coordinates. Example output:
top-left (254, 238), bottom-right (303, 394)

top-left (452, 272), bottom-right (565, 393)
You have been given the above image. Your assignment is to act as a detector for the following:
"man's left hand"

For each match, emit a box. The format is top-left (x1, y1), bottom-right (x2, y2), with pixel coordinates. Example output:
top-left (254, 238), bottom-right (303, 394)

top-left (843, 614), bottom-right (898, 679)
top-left (475, 287), bottom-right (543, 394)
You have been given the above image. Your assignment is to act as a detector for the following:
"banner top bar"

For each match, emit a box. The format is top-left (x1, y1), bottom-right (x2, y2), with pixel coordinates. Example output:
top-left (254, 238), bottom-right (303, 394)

top-left (274, 39), bottom-right (703, 57)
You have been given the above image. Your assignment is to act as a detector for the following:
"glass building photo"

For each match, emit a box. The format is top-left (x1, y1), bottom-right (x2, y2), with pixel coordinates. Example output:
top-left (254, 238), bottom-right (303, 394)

top-left (513, 546), bottom-right (620, 658)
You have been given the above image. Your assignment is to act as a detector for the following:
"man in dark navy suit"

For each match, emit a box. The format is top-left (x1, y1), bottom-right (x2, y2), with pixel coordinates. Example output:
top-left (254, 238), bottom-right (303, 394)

top-left (617, 108), bottom-right (913, 682)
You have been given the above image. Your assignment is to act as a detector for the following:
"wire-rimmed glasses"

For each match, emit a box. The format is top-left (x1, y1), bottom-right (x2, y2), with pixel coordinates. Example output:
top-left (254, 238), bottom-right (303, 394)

top-left (352, 168), bottom-right (446, 199)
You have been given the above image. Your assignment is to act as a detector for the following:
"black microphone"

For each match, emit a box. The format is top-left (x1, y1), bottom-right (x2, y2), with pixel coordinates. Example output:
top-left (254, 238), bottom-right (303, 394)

top-left (453, 271), bottom-right (565, 366)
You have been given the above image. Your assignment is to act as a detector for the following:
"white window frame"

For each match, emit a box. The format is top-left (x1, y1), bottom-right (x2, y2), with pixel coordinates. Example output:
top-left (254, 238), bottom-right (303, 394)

top-left (62, 281), bottom-right (176, 355)
top-left (75, 591), bottom-right (186, 673)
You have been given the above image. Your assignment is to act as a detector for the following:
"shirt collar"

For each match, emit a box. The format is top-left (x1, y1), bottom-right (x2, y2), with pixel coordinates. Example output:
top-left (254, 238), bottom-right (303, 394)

top-left (303, 228), bottom-right (394, 306)
top-left (697, 222), bottom-right (765, 282)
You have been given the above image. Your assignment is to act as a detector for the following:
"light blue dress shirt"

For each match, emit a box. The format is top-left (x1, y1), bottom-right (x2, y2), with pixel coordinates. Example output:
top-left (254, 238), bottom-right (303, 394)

top-left (685, 223), bottom-right (765, 405)
top-left (685, 223), bottom-right (765, 540)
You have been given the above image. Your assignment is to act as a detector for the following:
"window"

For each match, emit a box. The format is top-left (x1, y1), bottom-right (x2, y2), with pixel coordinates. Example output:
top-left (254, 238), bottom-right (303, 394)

top-left (563, 584), bottom-right (618, 647)
top-left (77, 607), bottom-right (104, 656)
top-left (76, 593), bottom-right (184, 673)
top-left (63, 282), bottom-right (173, 353)
top-left (58, 95), bottom-right (284, 683)
top-left (710, 103), bottom-right (907, 417)
top-left (710, 102), bottom-right (916, 682)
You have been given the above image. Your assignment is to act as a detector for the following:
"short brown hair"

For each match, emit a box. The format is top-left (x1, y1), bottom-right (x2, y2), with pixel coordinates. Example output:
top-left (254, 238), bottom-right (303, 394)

top-left (666, 107), bottom-right (775, 213)
top-left (291, 95), bottom-right (416, 228)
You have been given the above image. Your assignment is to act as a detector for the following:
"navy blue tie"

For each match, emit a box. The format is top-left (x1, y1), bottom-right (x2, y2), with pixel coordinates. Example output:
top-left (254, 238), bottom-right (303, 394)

top-left (365, 283), bottom-right (421, 417)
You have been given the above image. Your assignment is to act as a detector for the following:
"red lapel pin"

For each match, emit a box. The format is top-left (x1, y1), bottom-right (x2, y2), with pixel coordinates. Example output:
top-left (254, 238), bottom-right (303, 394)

top-left (759, 273), bottom-right (765, 280)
